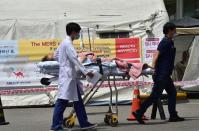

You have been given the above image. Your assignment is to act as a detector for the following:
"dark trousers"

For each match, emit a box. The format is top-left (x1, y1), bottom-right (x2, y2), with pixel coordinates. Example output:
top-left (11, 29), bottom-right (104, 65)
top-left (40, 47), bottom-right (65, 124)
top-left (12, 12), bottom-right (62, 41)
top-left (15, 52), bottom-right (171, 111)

top-left (138, 75), bottom-right (177, 117)
top-left (51, 87), bottom-right (89, 130)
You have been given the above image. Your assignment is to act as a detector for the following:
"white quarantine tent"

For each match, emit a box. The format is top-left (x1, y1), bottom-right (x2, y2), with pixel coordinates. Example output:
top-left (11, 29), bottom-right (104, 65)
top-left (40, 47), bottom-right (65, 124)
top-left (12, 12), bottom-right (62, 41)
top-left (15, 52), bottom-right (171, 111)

top-left (173, 17), bottom-right (199, 92)
top-left (0, 0), bottom-right (168, 40)
top-left (0, 0), bottom-right (169, 106)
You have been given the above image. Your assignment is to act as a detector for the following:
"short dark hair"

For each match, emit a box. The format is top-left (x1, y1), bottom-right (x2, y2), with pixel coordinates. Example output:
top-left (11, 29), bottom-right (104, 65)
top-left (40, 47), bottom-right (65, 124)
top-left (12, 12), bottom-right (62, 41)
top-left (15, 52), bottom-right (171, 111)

top-left (66, 22), bottom-right (81, 35)
top-left (163, 22), bottom-right (176, 35)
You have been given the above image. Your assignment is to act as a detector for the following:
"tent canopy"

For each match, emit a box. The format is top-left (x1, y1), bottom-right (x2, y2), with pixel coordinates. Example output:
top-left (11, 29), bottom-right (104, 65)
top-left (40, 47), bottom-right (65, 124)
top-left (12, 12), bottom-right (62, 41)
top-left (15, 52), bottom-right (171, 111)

top-left (172, 18), bottom-right (199, 91)
top-left (173, 17), bottom-right (199, 28)
top-left (0, 0), bottom-right (166, 23)
top-left (0, 0), bottom-right (168, 39)
top-left (173, 17), bottom-right (199, 35)
top-left (0, 0), bottom-right (170, 106)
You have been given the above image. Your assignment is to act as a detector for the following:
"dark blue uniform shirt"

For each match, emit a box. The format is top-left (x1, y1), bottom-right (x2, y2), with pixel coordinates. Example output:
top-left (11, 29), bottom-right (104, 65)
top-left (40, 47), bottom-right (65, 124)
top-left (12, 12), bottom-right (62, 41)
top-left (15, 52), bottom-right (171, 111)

top-left (155, 36), bottom-right (176, 76)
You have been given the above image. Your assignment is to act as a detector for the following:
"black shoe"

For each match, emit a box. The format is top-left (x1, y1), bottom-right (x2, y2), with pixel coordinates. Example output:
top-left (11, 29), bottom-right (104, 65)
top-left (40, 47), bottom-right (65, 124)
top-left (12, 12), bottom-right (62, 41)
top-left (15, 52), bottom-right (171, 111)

top-left (81, 123), bottom-right (98, 130)
top-left (49, 129), bottom-right (68, 131)
top-left (132, 112), bottom-right (145, 124)
top-left (169, 116), bottom-right (185, 122)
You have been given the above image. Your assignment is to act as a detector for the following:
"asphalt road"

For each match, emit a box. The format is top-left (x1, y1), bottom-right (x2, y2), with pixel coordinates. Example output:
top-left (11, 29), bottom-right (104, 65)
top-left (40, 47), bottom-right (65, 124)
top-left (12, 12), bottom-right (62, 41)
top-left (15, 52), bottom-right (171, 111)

top-left (1, 100), bottom-right (199, 131)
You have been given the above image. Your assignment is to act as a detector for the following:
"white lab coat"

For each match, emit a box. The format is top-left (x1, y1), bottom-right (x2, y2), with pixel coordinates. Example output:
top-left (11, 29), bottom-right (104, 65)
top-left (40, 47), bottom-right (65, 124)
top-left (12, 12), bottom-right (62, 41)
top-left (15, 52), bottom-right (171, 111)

top-left (55, 36), bottom-right (88, 101)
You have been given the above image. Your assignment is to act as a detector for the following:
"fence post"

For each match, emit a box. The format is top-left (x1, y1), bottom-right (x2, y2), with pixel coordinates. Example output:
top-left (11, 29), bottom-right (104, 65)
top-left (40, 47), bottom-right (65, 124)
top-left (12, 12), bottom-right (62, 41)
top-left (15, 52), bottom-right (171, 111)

top-left (0, 95), bottom-right (9, 125)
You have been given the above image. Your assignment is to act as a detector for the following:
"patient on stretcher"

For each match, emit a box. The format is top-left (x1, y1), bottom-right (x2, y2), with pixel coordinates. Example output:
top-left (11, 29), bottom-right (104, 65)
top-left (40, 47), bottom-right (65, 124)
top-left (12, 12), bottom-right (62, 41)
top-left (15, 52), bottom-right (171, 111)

top-left (41, 53), bottom-right (55, 61)
top-left (39, 52), bottom-right (154, 79)
top-left (76, 52), bottom-right (154, 79)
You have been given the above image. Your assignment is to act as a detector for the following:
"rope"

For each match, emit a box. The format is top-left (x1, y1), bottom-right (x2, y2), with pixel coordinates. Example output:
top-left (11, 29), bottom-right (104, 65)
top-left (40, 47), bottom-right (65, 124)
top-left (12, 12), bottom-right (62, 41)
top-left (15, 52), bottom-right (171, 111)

top-left (0, 79), bottom-right (198, 95)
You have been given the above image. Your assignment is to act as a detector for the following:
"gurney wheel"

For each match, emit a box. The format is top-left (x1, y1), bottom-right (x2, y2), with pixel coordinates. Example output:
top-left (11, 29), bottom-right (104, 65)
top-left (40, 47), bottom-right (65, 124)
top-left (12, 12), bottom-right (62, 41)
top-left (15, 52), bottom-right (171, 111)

top-left (104, 114), bottom-right (118, 127)
top-left (40, 78), bottom-right (51, 86)
top-left (63, 115), bottom-right (76, 128)
top-left (108, 114), bottom-right (118, 127)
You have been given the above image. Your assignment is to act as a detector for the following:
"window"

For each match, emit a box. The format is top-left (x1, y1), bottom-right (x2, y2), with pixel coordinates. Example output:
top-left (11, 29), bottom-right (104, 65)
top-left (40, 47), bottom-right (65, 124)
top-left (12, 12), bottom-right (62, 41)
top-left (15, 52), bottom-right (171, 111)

top-left (164, 0), bottom-right (199, 19)
top-left (184, 0), bottom-right (199, 18)
top-left (98, 32), bottom-right (130, 39)
top-left (164, 0), bottom-right (177, 20)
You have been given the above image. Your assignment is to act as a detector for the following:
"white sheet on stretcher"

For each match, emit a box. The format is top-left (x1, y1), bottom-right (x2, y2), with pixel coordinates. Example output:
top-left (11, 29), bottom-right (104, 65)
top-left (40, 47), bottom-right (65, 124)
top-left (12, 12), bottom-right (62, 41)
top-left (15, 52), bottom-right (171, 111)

top-left (37, 61), bottom-right (126, 77)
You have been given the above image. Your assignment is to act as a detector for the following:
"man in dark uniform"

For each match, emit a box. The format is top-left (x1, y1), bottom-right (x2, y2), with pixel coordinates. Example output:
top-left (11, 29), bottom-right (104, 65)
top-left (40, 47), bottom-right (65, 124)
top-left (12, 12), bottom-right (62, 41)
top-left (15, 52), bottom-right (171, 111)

top-left (133, 22), bottom-right (184, 124)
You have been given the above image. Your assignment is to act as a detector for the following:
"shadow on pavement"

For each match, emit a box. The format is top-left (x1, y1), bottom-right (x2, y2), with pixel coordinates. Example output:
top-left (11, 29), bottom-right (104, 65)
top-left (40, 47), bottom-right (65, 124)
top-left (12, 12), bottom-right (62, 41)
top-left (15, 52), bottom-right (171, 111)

top-left (71, 128), bottom-right (100, 131)
top-left (116, 121), bottom-right (168, 126)
top-left (93, 121), bottom-right (168, 127)
top-left (87, 112), bottom-right (108, 115)
top-left (183, 116), bottom-right (199, 121)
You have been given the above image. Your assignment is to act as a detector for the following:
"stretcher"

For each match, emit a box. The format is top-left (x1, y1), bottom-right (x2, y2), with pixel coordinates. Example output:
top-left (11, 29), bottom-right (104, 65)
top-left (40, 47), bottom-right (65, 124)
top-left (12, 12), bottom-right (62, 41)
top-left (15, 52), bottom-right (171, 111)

top-left (37, 58), bottom-right (154, 127)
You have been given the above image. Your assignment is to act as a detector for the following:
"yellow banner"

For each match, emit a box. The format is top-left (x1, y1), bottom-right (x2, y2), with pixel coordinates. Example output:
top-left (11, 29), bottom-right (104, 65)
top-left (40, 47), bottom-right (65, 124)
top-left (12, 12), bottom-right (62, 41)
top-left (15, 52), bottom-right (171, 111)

top-left (74, 39), bottom-right (116, 58)
top-left (18, 38), bottom-right (140, 61)
top-left (19, 39), bottom-right (61, 61)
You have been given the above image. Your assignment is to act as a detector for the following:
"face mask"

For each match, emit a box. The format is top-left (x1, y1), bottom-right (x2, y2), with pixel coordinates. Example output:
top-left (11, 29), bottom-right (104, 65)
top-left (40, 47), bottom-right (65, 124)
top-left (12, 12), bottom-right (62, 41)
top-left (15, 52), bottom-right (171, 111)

top-left (74, 34), bottom-right (80, 40)
top-left (173, 33), bottom-right (178, 37)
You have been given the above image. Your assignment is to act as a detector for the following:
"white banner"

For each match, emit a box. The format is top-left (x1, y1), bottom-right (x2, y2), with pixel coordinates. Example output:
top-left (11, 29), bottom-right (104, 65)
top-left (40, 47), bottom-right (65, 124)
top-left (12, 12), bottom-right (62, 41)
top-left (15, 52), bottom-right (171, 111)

top-left (0, 61), bottom-right (43, 88)
top-left (143, 38), bottom-right (160, 64)
top-left (0, 40), bottom-right (58, 89)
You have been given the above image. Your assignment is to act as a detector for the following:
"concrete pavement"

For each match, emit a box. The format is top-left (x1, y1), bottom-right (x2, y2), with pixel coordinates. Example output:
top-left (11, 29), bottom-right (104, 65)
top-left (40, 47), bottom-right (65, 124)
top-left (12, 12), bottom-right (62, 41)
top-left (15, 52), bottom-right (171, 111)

top-left (1, 100), bottom-right (199, 131)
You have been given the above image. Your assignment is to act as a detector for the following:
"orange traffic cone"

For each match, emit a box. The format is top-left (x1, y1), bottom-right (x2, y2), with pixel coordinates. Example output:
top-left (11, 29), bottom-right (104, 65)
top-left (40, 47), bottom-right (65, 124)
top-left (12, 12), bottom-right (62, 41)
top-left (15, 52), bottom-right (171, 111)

top-left (127, 85), bottom-right (147, 121)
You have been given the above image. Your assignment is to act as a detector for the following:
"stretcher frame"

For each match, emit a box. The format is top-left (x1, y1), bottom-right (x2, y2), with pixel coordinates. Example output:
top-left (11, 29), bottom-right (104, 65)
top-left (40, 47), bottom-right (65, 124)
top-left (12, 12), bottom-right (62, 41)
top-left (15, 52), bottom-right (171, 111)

top-left (39, 58), bottom-right (153, 127)
top-left (40, 59), bottom-right (131, 127)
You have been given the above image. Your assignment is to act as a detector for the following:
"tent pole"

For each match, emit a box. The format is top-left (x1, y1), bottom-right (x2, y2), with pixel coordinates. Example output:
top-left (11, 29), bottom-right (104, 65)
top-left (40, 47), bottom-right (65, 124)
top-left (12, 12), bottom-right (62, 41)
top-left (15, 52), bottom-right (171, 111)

top-left (187, 36), bottom-right (195, 51)
top-left (80, 30), bottom-right (84, 50)
top-left (88, 28), bottom-right (91, 51)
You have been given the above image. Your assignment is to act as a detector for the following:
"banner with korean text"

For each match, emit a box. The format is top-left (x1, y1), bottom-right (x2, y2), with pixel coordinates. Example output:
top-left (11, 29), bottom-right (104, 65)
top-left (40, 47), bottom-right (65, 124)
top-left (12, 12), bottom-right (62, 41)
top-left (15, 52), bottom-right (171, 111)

top-left (0, 38), bottom-right (141, 89)
top-left (143, 38), bottom-right (160, 64)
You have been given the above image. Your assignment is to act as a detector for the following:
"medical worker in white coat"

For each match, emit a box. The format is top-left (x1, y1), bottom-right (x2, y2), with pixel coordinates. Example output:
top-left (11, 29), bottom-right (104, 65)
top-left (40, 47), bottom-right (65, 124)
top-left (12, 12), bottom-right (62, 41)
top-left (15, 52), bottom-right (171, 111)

top-left (51, 22), bottom-right (97, 131)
